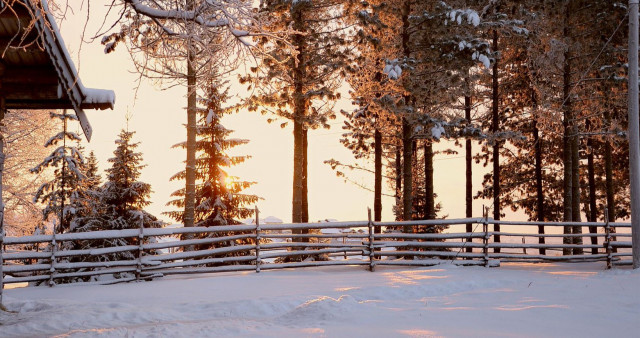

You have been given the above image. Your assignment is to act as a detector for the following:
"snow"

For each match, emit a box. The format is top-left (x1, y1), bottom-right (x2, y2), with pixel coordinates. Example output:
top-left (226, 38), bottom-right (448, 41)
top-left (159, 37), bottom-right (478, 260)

top-left (81, 87), bottom-right (116, 106)
top-left (206, 109), bottom-right (215, 125)
top-left (264, 216), bottom-right (283, 224)
top-left (383, 59), bottom-right (402, 80)
top-left (241, 216), bottom-right (283, 225)
top-left (448, 9), bottom-right (481, 27)
top-left (472, 51), bottom-right (491, 70)
top-left (1, 263), bottom-right (637, 337)
top-left (431, 124), bottom-right (445, 140)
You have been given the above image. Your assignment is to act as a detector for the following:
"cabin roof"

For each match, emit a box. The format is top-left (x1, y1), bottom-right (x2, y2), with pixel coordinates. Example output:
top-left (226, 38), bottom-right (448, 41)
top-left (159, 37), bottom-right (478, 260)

top-left (0, 0), bottom-right (115, 141)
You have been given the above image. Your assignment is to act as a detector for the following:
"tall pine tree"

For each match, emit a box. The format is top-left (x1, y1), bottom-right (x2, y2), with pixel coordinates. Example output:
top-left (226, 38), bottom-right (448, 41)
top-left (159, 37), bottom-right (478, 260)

top-left (167, 82), bottom-right (258, 252)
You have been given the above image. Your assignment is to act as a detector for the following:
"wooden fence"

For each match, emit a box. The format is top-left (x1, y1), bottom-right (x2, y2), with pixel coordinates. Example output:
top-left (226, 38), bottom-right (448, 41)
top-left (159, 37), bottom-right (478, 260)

top-left (0, 215), bottom-right (633, 296)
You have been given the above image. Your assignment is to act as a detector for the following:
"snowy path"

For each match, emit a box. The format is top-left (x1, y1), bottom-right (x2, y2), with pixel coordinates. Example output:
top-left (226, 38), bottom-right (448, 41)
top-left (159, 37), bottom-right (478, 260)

top-left (1, 263), bottom-right (638, 337)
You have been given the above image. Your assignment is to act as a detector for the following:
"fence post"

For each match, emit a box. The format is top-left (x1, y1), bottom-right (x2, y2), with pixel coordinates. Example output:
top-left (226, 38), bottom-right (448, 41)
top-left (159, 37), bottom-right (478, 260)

top-left (136, 214), bottom-right (144, 281)
top-left (49, 231), bottom-right (56, 287)
top-left (604, 208), bottom-right (612, 269)
top-left (368, 208), bottom-right (375, 272)
top-left (483, 207), bottom-right (490, 267)
top-left (255, 207), bottom-right (261, 273)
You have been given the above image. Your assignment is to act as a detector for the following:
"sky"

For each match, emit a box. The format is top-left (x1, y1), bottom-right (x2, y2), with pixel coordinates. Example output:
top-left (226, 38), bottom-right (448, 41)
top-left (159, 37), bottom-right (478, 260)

top-left (54, 1), bottom-right (492, 224)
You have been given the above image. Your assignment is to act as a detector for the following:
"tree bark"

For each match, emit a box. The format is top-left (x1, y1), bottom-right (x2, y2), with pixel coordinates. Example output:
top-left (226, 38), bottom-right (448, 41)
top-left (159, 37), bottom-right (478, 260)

top-left (395, 147), bottom-right (402, 221)
top-left (400, 0), bottom-right (412, 229)
top-left (533, 112), bottom-right (545, 255)
top-left (604, 109), bottom-right (616, 251)
top-left (402, 117), bottom-right (413, 227)
top-left (291, 7), bottom-right (306, 228)
top-left (302, 128), bottom-right (309, 223)
top-left (424, 141), bottom-right (434, 220)
top-left (465, 91), bottom-right (472, 253)
top-left (586, 119), bottom-right (598, 254)
top-left (568, 4), bottom-right (582, 251)
top-left (374, 128), bottom-right (382, 232)
top-left (292, 119), bottom-right (304, 224)
top-left (491, 29), bottom-right (500, 252)
top-left (571, 122), bottom-right (583, 254)
top-left (184, 0), bottom-right (197, 236)
top-left (562, 4), bottom-right (573, 255)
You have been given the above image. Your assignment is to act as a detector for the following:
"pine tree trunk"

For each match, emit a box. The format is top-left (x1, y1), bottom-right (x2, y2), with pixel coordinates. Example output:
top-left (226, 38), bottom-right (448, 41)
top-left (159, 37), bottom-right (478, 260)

top-left (292, 119), bottom-right (304, 225)
top-left (465, 92), bottom-right (472, 253)
top-left (491, 29), bottom-right (501, 252)
top-left (604, 138), bottom-right (614, 217)
top-left (291, 8), bottom-right (306, 228)
top-left (533, 114), bottom-right (546, 255)
top-left (400, 0), bottom-right (412, 228)
top-left (586, 120), bottom-right (598, 254)
top-left (571, 123), bottom-right (583, 254)
top-left (562, 5), bottom-right (573, 255)
top-left (424, 141), bottom-right (434, 220)
top-left (302, 128), bottom-right (309, 224)
top-left (184, 1), bottom-right (197, 237)
top-left (562, 119), bottom-right (573, 255)
top-left (374, 128), bottom-right (382, 232)
top-left (402, 117), bottom-right (413, 227)
top-left (568, 11), bottom-right (582, 252)
top-left (395, 146), bottom-right (402, 221)
top-left (604, 109), bottom-right (616, 251)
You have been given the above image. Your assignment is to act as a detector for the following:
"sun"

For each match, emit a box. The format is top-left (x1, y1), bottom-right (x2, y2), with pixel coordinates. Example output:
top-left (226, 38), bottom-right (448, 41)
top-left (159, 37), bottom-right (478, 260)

top-left (224, 175), bottom-right (235, 189)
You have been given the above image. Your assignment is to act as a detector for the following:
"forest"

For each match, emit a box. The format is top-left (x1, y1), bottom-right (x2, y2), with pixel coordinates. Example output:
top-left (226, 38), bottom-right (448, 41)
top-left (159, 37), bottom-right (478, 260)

top-left (0, 1), bottom-right (634, 257)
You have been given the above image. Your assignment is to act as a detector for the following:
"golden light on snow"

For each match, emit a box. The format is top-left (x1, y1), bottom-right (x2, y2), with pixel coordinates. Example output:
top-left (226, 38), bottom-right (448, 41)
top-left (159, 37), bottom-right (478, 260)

top-left (397, 329), bottom-right (442, 337)
top-left (382, 270), bottom-right (448, 286)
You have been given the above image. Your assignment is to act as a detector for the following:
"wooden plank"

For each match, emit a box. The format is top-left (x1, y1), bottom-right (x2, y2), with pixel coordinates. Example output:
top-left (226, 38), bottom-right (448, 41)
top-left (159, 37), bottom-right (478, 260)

top-left (143, 256), bottom-right (255, 271)
top-left (143, 234), bottom-right (254, 250)
top-left (141, 265), bottom-right (256, 276)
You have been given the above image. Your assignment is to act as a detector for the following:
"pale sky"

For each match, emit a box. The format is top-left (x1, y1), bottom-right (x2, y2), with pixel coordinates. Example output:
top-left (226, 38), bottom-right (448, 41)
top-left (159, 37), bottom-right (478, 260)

top-left (55, 1), bottom-right (491, 224)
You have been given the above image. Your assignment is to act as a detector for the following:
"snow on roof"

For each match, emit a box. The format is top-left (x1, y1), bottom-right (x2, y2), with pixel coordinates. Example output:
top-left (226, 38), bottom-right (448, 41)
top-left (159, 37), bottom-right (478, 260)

top-left (82, 88), bottom-right (116, 106)
top-left (264, 216), bottom-right (283, 224)
top-left (29, 0), bottom-right (115, 141)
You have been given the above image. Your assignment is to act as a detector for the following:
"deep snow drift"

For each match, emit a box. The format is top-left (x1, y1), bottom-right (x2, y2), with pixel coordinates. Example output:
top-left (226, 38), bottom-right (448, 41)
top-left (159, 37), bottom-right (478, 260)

top-left (1, 263), bottom-right (638, 337)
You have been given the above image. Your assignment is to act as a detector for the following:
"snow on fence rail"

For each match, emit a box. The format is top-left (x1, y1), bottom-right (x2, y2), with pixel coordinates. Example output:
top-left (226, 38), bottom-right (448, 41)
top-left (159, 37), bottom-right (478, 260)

top-left (0, 217), bottom-right (633, 292)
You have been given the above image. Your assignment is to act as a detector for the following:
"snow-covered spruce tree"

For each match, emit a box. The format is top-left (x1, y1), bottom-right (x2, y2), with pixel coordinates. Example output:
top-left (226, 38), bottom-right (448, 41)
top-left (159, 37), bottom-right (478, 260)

top-left (83, 129), bottom-right (162, 265)
top-left (102, 129), bottom-right (161, 229)
top-left (83, 151), bottom-right (102, 191)
top-left (166, 82), bottom-right (258, 256)
top-left (69, 150), bottom-right (105, 234)
top-left (31, 111), bottom-right (87, 235)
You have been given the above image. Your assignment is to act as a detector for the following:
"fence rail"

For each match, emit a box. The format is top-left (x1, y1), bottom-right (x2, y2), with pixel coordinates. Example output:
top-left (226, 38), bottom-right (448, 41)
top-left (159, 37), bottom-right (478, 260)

top-left (0, 216), bottom-right (633, 292)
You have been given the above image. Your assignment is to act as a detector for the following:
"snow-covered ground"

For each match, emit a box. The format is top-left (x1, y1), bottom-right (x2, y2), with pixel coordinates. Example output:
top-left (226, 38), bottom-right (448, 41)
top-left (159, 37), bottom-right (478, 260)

top-left (1, 263), bottom-right (638, 337)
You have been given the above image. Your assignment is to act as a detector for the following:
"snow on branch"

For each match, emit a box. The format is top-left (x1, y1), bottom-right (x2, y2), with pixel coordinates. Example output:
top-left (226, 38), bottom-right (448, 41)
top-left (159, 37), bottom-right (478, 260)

top-left (446, 8), bottom-right (481, 27)
top-left (123, 0), bottom-right (257, 45)
top-left (383, 59), bottom-right (402, 80)
top-left (125, 0), bottom-right (231, 28)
